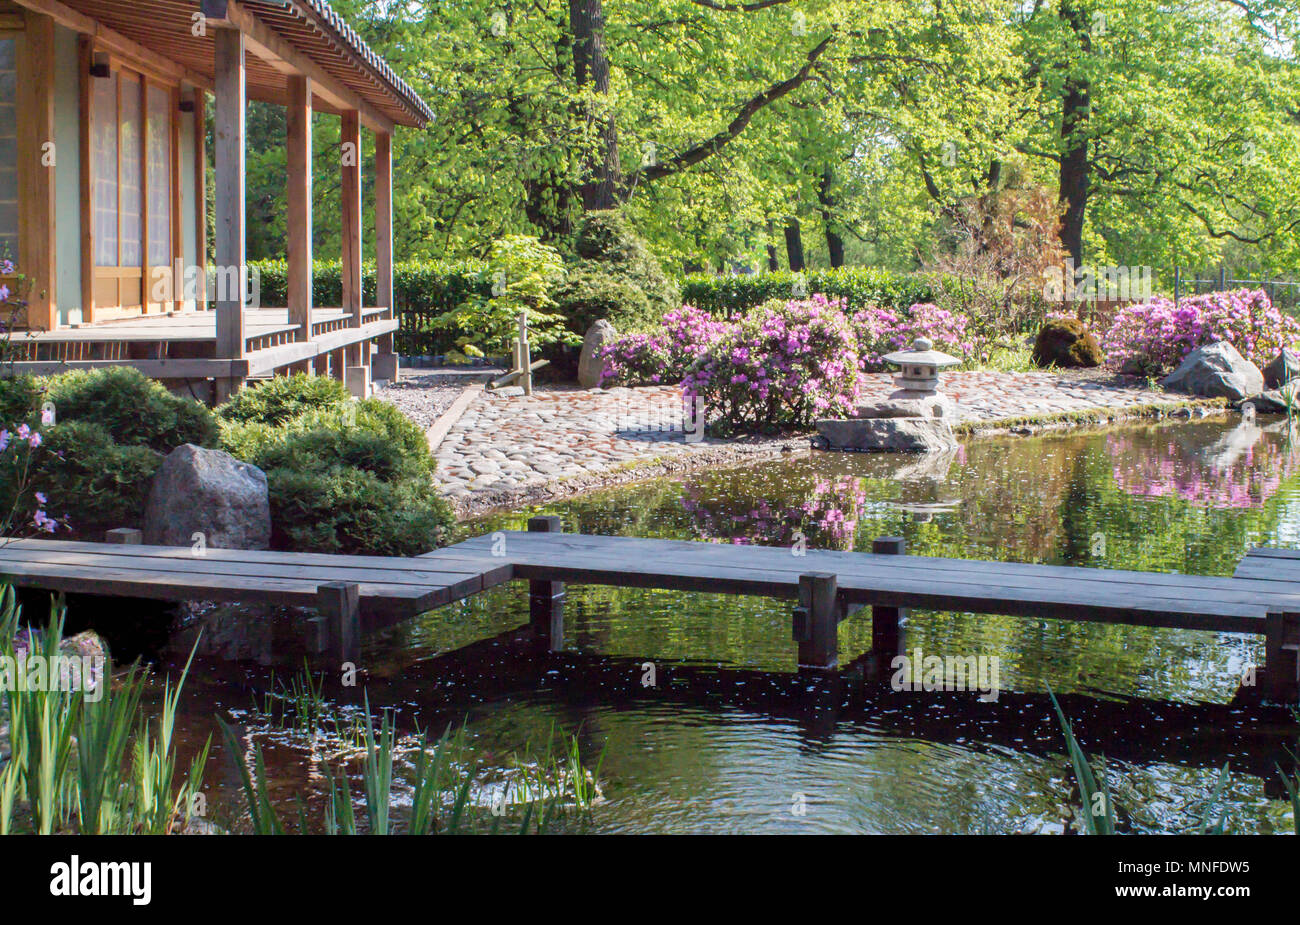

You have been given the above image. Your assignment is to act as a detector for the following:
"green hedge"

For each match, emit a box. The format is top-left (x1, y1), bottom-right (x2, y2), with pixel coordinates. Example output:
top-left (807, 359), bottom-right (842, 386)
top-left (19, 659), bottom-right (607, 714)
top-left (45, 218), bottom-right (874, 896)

top-left (680, 267), bottom-right (937, 317)
top-left (249, 258), bottom-right (489, 357)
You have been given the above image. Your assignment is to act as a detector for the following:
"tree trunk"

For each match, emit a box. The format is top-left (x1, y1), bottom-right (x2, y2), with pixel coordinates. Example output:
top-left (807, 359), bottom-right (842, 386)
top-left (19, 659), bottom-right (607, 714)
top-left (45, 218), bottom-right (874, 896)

top-left (1057, 3), bottom-right (1092, 265)
top-left (569, 0), bottom-right (621, 211)
top-left (784, 218), bottom-right (805, 272)
top-left (818, 169), bottom-right (844, 268)
top-left (765, 220), bottom-right (780, 270)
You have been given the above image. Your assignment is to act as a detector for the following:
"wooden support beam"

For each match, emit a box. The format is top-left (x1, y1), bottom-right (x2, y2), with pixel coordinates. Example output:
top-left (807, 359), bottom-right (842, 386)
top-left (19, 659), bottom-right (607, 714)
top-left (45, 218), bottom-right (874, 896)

top-left (286, 75), bottom-right (312, 344)
top-left (16, 9), bottom-right (57, 331)
top-left (340, 110), bottom-right (362, 366)
top-left (78, 34), bottom-right (95, 324)
top-left (193, 90), bottom-right (207, 307)
top-left (374, 130), bottom-right (394, 355)
top-left (213, 28), bottom-right (246, 400)
top-left (1264, 611), bottom-right (1299, 702)
top-left (795, 573), bottom-right (838, 669)
top-left (528, 516), bottom-right (566, 649)
top-left (316, 581), bottom-right (360, 663)
top-left (871, 536), bottom-right (907, 659)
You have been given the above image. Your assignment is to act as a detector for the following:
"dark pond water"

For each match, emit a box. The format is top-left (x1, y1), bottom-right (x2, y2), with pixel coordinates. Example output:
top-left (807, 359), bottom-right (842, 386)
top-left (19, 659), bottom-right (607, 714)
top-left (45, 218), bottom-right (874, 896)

top-left (152, 415), bottom-right (1300, 833)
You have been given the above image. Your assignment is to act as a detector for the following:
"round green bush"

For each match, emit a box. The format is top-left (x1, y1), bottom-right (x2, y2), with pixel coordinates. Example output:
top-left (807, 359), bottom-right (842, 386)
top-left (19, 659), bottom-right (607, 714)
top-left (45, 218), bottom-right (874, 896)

top-left (215, 373), bottom-right (351, 427)
top-left (32, 421), bottom-right (163, 538)
top-left (555, 210), bottom-right (680, 335)
top-left (0, 375), bottom-right (41, 427)
top-left (1032, 318), bottom-right (1103, 368)
top-left (264, 466), bottom-right (453, 555)
top-left (44, 367), bottom-right (218, 452)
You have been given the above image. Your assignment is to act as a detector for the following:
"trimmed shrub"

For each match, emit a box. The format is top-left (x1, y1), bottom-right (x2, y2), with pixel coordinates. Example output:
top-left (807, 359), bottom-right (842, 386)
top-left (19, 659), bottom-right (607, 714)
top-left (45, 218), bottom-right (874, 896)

top-left (32, 421), bottom-right (163, 537)
top-left (216, 373), bottom-right (351, 427)
top-left (263, 467), bottom-right (451, 556)
top-left (1032, 318), bottom-right (1103, 368)
top-left (555, 210), bottom-right (680, 335)
top-left (683, 296), bottom-right (862, 436)
top-left (44, 367), bottom-right (217, 452)
top-left (681, 267), bottom-right (935, 318)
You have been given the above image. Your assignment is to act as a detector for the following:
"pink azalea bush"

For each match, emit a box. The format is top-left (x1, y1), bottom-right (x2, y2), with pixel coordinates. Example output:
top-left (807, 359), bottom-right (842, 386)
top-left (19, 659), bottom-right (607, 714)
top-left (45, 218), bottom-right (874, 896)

top-left (851, 302), bottom-right (975, 370)
top-left (1102, 289), bottom-right (1300, 372)
top-left (598, 305), bottom-right (730, 387)
top-left (0, 418), bottom-right (60, 535)
top-left (682, 295), bottom-right (862, 435)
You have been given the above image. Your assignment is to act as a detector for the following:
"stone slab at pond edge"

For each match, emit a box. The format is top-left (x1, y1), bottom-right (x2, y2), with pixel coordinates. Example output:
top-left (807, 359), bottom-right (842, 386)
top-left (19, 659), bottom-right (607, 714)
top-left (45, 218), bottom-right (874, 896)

top-left (143, 444), bottom-right (272, 550)
top-left (814, 417), bottom-right (959, 453)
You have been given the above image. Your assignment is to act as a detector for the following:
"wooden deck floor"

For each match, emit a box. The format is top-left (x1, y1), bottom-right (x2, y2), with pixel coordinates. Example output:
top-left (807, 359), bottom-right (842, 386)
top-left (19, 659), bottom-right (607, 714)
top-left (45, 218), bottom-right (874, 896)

top-left (0, 529), bottom-right (1296, 695)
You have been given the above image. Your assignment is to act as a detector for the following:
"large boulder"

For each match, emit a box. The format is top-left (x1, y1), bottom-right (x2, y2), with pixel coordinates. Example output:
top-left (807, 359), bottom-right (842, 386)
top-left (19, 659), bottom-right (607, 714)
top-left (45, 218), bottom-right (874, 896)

top-left (857, 392), bottom-right (954, 420)
top-left (1263, 348), bottom-right (1300, 390)
top-left (143, 444), bottom-right (271, 549)
top-left (577, 319), bottom-right (617, 389)
top-left (1161, 341), bottom-right (1264, 401)
top-left (1031, 318), bottom-right (1102, 368)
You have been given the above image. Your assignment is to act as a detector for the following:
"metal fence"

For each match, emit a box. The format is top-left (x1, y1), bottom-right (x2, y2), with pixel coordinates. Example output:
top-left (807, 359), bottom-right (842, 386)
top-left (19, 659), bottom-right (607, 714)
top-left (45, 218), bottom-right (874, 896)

top-left (1172, 267), bottom-right (1300, 312)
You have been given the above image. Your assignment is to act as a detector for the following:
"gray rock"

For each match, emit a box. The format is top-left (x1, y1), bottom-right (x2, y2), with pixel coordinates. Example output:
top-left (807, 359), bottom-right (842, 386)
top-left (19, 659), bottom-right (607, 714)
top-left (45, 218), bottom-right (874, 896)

top-left (857, 391), bottom-right (954, 420)
top-left (1242, 389), bottom-right (1294, 415)
top-left (578, 320), bottom-right (617, 389)
top-left (1263, 348), bottom-right (1300, 390)
top-left (814, 417), bottom-right (958, 454)
top-left (1161, 341), bottom-right (1264, 401)
top-left (144, 444), bottom-right (271, 550)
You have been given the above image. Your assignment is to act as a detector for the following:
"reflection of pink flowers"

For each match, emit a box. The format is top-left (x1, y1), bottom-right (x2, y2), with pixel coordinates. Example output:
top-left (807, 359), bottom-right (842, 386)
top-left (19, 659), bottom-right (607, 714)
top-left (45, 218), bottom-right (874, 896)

top-left (1108, 431), bottom-right (1297, 509)
top-left (680, 474), bottom-right (868, 549)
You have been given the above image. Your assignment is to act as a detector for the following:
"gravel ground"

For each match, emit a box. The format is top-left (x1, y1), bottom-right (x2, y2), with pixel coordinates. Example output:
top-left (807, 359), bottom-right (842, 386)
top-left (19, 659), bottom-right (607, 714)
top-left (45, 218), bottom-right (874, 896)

top-left (374, 370), bottom-right (491, 431)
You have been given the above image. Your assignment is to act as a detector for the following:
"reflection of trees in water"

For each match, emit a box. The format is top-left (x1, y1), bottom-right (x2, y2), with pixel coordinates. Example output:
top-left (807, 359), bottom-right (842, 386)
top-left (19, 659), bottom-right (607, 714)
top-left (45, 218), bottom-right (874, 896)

top-left (679, 473), bottom-right (867, 550)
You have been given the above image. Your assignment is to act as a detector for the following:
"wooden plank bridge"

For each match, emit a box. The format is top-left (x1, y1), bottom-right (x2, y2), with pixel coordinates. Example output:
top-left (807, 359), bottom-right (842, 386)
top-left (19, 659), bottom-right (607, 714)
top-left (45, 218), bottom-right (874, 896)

top-left (0, 519), bottom-right (1297, 698)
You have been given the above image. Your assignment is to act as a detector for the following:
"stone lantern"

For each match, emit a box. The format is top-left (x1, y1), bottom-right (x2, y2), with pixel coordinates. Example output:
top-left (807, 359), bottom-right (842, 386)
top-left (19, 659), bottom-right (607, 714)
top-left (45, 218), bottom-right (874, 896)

top-left (881, 337), bottom-right (960, 397)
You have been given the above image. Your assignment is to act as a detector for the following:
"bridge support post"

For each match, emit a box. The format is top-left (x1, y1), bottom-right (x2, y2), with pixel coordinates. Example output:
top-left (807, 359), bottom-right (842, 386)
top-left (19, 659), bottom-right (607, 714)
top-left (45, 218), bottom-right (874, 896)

top-left (528, 515), bottom-right (565, 650)
top-left (1264, 611), bottom-right (1299, 702)
top-left (317, 581), bottom-right (361, 664)
top-left (794, 572), bottom-right (838, 668)
top-left (871, 537), bottom-right (907, 660)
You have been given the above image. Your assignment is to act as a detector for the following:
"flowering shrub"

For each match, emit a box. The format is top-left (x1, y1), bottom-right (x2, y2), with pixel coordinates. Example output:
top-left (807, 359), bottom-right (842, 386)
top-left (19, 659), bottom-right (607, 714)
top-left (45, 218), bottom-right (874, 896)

top-left (683, 295), bottom-right (861, 435)
top-left (598, 305), bottom-right (731, 387)
top-left (851, 302), bottom-right (975, 369)
top-left (0, 414), bottom-right (61, 536)
top-left (1102, 289), bottom-right (1300, 372)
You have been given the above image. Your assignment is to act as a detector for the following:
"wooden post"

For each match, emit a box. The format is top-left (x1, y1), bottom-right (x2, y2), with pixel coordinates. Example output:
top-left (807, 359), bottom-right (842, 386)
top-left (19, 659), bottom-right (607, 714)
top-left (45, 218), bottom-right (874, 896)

top-left (1264, 611), bottom-right (1299, 702)
top-left (518, 312), bottom-right (532, 395)
top-left (1174, 266), bottom-right (1181, 311)
top-left (78, 35), bottom-right (95, 324)
top-left (193, 89), bottom-right (207, 308)
top-left (286, 75), bottom-right (313, 355)
top-left (16, 10), bottom-right (57, 331)
top-left (528, 515), bottom-right (565, 648)
top-left (213, 28), bottom-right (247, 401)
top-left (105, 527), bottom-right (142, 544)
top-left (374, 131), bottom-right (394, 358)
top-left (340, 110), bottom-right (362, 367)
top-left (794, 572), bottom-right (838, 668)
top-left (871, 537), bottom-right (907, 658)
top-left (317, 581), bottom-right (360, 663)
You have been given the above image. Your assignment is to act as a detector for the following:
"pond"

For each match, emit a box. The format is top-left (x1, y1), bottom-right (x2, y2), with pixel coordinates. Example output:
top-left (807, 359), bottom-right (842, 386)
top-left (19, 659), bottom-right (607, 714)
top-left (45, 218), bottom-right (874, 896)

top-left (154, 415), bottom-right (1300, 834)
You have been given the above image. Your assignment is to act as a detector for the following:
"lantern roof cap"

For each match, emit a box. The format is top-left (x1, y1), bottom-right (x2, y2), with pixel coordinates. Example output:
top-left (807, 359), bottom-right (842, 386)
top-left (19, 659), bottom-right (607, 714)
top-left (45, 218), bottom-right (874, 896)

top-left (882, 337), bottom-right (961, 368)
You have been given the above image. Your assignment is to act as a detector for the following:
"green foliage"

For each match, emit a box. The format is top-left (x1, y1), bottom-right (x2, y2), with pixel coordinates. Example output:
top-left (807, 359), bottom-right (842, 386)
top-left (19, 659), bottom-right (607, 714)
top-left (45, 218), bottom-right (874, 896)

top-left (225, 396), bottom-right (450, 556)
top-left (31, 421), bottom-right (163, 537)
top-left (681, 268), bottom-right (936, 317)
top-left (431, 235), bottom-right (573, 361)
top-left (216, 373), bottom-right (352, 427)
top-left (0, 376), bottom-right (41, 427)
top-left (556, 210), bottom-right (680, 334)
top-left (44, 367), bottom-right (218, 453)
top-left (1032, 318), bottom-right (1103, 369)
